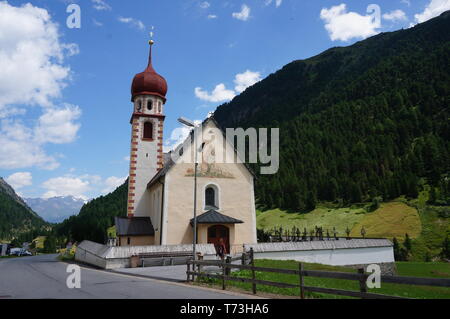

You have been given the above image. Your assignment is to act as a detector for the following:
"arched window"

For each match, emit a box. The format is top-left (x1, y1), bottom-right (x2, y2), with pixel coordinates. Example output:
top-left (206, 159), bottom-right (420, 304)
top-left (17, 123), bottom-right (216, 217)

top-left (147, 100), bottom-right (153, 111)
top-left (205, 185), bottom-right (218, 209)
top-left (158, 101), bottom-right (162, 113)
top-left (143, 122), bottom-right (153, 140)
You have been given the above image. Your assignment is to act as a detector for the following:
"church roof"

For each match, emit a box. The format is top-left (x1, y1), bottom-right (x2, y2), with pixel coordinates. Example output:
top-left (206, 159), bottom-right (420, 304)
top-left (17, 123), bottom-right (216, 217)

top-left (115, 217), bottom-right (155, 236)
top-left (190, 209), bottom-right (244, 225)
top-left (147, 116), bottom-right (256, 189)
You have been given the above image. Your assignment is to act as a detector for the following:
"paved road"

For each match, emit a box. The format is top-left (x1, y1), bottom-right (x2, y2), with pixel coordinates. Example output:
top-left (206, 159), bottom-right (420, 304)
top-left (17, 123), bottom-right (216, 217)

top-left (0, 254), bottom-right (249, 299)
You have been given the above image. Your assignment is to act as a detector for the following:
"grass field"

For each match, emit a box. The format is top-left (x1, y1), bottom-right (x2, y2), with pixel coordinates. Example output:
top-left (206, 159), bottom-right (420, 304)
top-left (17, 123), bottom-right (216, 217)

top-left (257, 206), bottom-right (367, 235)
top-left (257, 202), bottom-right (422, 239)
top-left (350, 202), bottom-right (422, 239)
top-left (198, 259), bottom-right (450, 299)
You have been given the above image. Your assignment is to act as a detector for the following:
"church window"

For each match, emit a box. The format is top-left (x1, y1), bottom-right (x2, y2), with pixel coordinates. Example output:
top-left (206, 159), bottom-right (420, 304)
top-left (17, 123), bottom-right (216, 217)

top-left (147, 100), bottom-right (153, 111)
top-left (127, 237), bottom-right (130, 245)
top-left (158, 101), bottom-right (162, 113)
top-left (137, 100), bottom-right (142, 112)
top-left (143, 122), bottom-right (153, 140)
top-left (205, 185), bottom-right (219, 209)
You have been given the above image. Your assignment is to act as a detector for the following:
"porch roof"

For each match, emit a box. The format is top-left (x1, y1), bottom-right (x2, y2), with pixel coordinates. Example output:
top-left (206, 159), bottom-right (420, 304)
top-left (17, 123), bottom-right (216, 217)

top-left (115, 217), bottom-right (155, 236)
top-left (190, 209), bottom-right (244, 226)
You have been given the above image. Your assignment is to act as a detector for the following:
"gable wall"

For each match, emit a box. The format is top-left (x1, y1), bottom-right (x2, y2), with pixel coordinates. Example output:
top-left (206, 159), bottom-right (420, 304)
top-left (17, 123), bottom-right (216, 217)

top-left (163, 120), bottom-right (257, 248)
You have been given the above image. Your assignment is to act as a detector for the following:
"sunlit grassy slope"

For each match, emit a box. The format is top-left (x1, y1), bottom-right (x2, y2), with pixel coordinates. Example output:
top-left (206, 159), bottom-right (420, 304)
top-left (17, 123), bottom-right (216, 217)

top-left (350, 202), bottom-right (422, 239)
top-left (257, 201), bottom-right (422, 239)
top-left (257, 206), bottom-right (366, 235)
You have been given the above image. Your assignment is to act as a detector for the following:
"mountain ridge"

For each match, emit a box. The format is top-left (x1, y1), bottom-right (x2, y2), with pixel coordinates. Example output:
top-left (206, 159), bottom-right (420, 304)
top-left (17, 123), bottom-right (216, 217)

top-left (0, 177), bottom-right (48, 240)
top-left (24, 196), bottom-right (86, 223)
top-left (213, 11), bottom-right (450, 211)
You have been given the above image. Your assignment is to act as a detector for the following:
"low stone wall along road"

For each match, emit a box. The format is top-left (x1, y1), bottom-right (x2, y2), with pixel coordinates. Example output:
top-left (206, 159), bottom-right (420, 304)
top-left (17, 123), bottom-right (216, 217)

top-left (0, 254), bottom-right (249, 299)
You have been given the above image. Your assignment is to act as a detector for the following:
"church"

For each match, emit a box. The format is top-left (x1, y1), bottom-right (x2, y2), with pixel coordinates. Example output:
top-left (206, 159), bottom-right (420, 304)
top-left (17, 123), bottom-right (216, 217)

top-left (114, 39), bottom-right (257, 254)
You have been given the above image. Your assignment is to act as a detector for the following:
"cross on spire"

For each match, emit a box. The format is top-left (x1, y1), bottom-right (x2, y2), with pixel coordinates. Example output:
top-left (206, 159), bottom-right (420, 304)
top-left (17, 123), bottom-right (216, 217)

top-left (149, 26), bottom-right (155, 45)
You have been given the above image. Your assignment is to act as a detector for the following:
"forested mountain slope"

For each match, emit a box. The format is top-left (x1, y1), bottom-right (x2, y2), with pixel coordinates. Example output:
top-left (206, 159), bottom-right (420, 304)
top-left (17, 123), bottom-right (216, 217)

top-left (55, 180), bottom-right (128, 243)
top-left (0, 177), bottom-right (48, 240)
top-left (214, 11), bottom-right (450, 211)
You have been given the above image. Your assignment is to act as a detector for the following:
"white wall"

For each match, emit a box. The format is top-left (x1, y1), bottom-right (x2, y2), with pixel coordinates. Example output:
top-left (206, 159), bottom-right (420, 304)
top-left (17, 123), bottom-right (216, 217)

top-left (252, 246), bottom-right (395, 266)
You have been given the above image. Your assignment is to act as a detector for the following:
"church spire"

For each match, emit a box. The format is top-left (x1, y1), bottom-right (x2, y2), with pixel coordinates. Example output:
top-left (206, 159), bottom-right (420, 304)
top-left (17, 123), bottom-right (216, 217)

top-left (147, 28), bottom-right (155, 70)
top-left (147, 38), bottom-right (154, 70)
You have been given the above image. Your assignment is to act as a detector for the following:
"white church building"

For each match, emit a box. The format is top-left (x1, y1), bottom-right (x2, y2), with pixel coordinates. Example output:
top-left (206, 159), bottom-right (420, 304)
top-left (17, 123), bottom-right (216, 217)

top-left (114, 40), bottom-right (257, 253)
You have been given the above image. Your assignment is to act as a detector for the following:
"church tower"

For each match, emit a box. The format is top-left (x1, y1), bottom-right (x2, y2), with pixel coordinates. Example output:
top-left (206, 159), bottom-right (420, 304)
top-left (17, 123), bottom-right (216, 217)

top-left (127, 39), bottom-right (167, 217)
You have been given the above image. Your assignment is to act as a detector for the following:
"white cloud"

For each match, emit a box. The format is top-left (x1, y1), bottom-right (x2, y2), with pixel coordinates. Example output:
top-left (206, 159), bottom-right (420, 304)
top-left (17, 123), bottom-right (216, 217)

top-left (0, 2), bottom-right (75, 112)
top-left (401, 0), bottom-right (411, 7)
top-left (414, 0), bottom-right (450, 23)
top-left (194, 69), bottom-right (261, 103)
top-left (41, 174), bottom-right (126, 199)
top-left (0, 119), bottom-right (59, 170)
top-left (0, 104), bottom-right (81, 170)
top-left (320, 4), bottom-right (380, 41)
top-left (207, 14), bottom-right (218, 19)
top-left (5, 172), bottom-right (32, 190)
top-left (199, 1), bottom-right (210, 9)
top-left (234, 70), bottom-right (262, 93)
top-left (163, 119), bottom-right (202, 152)
top-left (164, 126), bottom-right (191, 152)
top-left (93, 19), bottom-right (103, 27)
top-left (35, 104), bottom-right (81, 144)
top-left (102, 176), bottom-right (127, 194)
top-left (383, 10), bottom-right (408, 22)
top-left (232, 4), bottom-right (251, 21)
top-left (118, 17), bottom-right (145, 30)
top-left (265, 0), bottom-right (282, 8)
top-left (91, 0), bottom-right (111, 11)
top-left (0, 2), bottom-right (81, 170)
top-left (42, 177), bottom-right (90, 200)
top-left (62, 43), bottom-right (80, 57)
top-left (195, 84), bottom-right (236, 103)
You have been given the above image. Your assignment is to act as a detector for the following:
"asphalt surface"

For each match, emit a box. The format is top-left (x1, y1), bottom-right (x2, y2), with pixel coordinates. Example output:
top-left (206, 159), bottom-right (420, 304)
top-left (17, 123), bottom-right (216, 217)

top-left (0, 254), bottom-right (250, 299)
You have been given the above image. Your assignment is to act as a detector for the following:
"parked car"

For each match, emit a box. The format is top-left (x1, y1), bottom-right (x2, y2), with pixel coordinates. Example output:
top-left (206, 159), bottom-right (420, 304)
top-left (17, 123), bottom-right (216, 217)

top-left (9, 248), bottom-right (32, 256)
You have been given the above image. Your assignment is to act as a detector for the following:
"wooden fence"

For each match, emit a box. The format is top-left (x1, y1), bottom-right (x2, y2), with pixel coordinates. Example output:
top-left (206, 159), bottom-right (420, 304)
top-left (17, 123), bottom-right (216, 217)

top-left (186, 249), bottom-right (450, 299)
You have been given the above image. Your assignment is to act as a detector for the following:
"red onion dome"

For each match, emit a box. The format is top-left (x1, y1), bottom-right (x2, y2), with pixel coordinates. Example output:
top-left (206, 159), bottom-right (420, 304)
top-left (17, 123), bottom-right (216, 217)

top-left (131, 41), bottom-right (167, 102)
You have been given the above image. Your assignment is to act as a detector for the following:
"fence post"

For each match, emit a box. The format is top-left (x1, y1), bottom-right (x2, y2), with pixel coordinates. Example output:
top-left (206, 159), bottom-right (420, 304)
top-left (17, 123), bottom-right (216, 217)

top-left (225, 256), bottom-right (231, 276)
top-left (186, 260), bottom-right (191, 282)
top-left (299, 263), bottom-right (305, 299)
top-left (250, 248), bottom-right (256, 294)
top-left (358, 268), bottom-right (367, 298)
top-left (222, 259), bottom-right (226, 290)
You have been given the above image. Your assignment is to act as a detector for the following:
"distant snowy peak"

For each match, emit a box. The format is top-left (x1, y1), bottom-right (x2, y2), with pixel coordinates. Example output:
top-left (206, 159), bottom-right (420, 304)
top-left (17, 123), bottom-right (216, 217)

top-left (24, 196), bottom-right (86, 223)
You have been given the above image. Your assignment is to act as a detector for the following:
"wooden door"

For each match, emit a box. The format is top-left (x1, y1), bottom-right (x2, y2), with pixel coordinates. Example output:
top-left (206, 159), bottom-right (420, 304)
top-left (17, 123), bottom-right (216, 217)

top-left (207, 225), bottom-right (230, 254)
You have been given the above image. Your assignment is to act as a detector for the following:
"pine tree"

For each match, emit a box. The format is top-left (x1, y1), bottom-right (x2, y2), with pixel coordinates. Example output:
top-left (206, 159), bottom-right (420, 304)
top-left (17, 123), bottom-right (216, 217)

top-left (403, 233), bottom-right (412, 252)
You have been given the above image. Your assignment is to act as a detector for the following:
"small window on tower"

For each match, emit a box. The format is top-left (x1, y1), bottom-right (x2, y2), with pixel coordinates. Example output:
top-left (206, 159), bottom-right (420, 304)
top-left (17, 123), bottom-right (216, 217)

top-left (143, 122), bottom-right (153, 140)
top-left (158, 101), bottom-right (162, 113)
top-left (147, 100), bottom-right (153, 111)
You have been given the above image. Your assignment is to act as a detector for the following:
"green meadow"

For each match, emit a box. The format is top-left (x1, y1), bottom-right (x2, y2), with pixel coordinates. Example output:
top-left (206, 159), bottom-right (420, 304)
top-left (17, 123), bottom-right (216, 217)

top-left (197, 260), bottom-right (450, 299)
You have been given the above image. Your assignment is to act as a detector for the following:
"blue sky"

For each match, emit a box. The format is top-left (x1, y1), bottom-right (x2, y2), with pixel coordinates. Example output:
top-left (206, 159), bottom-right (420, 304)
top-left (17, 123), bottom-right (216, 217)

top-left (0, 0), bottom-right (448, 200)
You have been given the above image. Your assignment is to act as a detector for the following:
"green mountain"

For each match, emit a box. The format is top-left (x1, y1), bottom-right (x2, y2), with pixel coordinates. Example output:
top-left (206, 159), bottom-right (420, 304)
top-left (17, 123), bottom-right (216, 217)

top-left (214, 11), bottom-right (450, 211)
top-left (55, 180), bottom-right (128, 243)
top-left (0, 177), bottom-right (48, 241)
